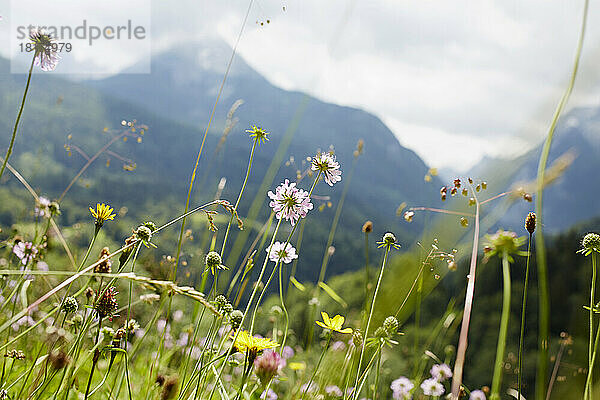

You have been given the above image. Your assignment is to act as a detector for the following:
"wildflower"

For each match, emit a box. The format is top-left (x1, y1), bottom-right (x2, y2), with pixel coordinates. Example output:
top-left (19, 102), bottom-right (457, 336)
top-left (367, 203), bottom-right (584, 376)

top-left (29, 28), bottom-right (60, 71)
top-left (266, 241), bottom-right (298, 264)
top-left (325, 385), bottom-right (343, 397)
top-left (94, 286), bottom-right (118, 320)
top-left (34, 196), bottom-right (51, 218)
top-left (311, 152), bottom-right (342, 186)
top-left (89, 203), bottom-right (116, 227)
top-left (268, 179), bottom-right (313, 226)
top-left (215, 295), bottom-right (227, 310)
top-left (261, 389), bottom-right (278, 400)
top-left (246, 125), bottom-right (270, 144)
top-left (61, 296), bottom-right (78, 314)
top-left (352, 329), bottom-right (363, 347)
top-left (362, 221), bottom-right (373, 233)
top-left (282, 345), bottom-right (295, 359)
top-left (383, 316), bottom-right (399, 335)
top-left (315, 312), bottom-right (352, 334)
top-left (254, 349), bottom-right (285, 384)
top-left (135, 225), bottom-right (154, 247)
top-left (580, 233), bottom-right (600, 256)
top-left (331, 340), bottom-right (346, 351)
top-left (391, 376), bottom-right (414, 399)
top-left (205, 251), bottom-right (226, 274)
top-left (230, 310), bottom-right (243, 330)
top-left (300, 382), bottom-right (318, 393)
top-left (144, 221), bottom-right (157, 232)
top-left (233, 330), bottom-right (279, 361)
top-left (420, 378), bottom-right (444, 396)
top-left (49, 201), bottom-right (60, 215)
top-left (470, 390), bottom-right (486, 400)
top-left (484, 230), bottom-right (527, 261)
top-left (525, 212), bottom-right (536, 234)
top-left (404, 211), bottom-right (415, 222)
top-left (377, 232), bottom-right (401, 250)
top-left (13, 241), bottom-right (38, 265)
top-left (430, 363), bottom-right (452, 381)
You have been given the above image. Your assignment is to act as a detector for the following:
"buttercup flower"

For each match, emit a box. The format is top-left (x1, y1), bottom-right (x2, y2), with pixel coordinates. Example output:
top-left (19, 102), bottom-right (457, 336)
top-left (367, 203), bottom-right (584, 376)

top-left (13, 241), bottom-right (38, 265)
top-left (311, 152), bottom-right (342, 186)
top-left (246, 125), bottom-right (270, 144)
top-left (315, 312), bottom-right (352, 334)
top-left (430, 363), bottom-right (453, 381)
top-left (89, 203), bottom-right (116, 227)
top-left (233, 330), bottom-right (279, 361)
top-left (391, 376), bottom-right (414, 399)
top-left (266, 241), bottom-right (298, 264)
top-left (420, 378), bottom-right (444, 396)
top-left (268, 179), bottom-right (313, 226)
top-left (29, 28), bottom-right (60, 71)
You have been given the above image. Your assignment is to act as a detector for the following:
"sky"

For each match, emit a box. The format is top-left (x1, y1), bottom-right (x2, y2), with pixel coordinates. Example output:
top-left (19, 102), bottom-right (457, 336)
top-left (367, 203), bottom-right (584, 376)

top-left (1, 0), bottom-right (600, 171)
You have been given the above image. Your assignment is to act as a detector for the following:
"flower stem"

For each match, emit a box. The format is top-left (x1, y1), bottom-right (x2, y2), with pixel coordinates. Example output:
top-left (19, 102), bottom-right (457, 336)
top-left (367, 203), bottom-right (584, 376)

top-left (0, 56), bottom-right (35, 182)
top-left (585, 253), bottom-right (597, 400)
top-left (491, 251), bottom-right (512, 400)
top-left (585, 291), bottom-right (600, 400)
top-left (518, 235), bottom-right (533, 398)
top-left (301, 333), bottom-right (331, 399)
top-left (353, 246), bottom-right (390, 399)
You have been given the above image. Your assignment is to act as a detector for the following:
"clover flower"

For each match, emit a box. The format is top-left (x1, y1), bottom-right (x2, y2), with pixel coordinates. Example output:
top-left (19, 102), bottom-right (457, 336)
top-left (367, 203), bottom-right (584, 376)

top-left (29, 28), bottom-right (60, 71)
top-left (430, 363), bottom-right (452, 381)
top-left (246, 125), bottom-right (270, 144)
top-left (420, 378), bottom-right (444, 396)
top-left (266, 241), bottom-right (298, 264)
top-left (391, 376), bottom-right (414, 399)
top-left (470, 390), bottom-right (486, 400)
top-left (13, 241), bottom-right (38, 265)
top-left (254, 349), bottom-right (285, 385)
top-left (311, 152), bottom-right (342, 186)
top-left (268, 179), bottom-right (313, 226)
top-left (89, 203), bottom-right (116, 227)
top-left (315, 312), bottom-right (352, 334)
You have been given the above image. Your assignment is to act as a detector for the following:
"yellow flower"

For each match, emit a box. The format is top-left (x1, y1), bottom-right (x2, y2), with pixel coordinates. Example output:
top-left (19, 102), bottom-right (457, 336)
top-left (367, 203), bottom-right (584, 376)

top-left (233, 330), bottom-right (279, 359)
top-left (315, 312), bottom-right (352, 334)
top-left (89, 203), bottom-right (116, 227)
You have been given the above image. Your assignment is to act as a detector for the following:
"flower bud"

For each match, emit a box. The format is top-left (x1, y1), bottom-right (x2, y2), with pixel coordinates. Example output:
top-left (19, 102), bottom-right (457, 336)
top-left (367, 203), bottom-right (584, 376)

top-left (230, 310), bottom-right (243, 330)
top-left (383, 316), bottom-right (399, 335)
top-left (205, 251), bottom-right (222, 270)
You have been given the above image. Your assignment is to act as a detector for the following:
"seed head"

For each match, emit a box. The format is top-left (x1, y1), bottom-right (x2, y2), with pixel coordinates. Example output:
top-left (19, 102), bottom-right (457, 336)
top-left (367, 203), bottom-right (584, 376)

top-left (49, 349), bottom-right (70, 370)
top-left (374, 327), bottom-right (388, 339)
top-left (222, 302), bottom-right (233, 314)
top-left (95, 247), bottom-right (112, 274)
top-left (205, 251), bottom-right (223, 273)
top-left (230, 310), bottom-right (244, 330)
top-left (95, 286), bottom-right (118, 320)
top-left (61, 296), bottom-right (78, 314)
top-left (383, 316), bottom-right (398, 335)
top-left (582, 233), bottom-right (600, 255)
top-left (525, 212), bottom-right (536, 234)
top-left (144, 221), bottom-right (157, 232)
top-left (215, 295), bottom-right (227, 310)
top-left (362, 220), bottom-right (373, 233)
top-left (352, 329), bottom-right (363, 347)
top-left (136, 225), bottom-right (153, 243)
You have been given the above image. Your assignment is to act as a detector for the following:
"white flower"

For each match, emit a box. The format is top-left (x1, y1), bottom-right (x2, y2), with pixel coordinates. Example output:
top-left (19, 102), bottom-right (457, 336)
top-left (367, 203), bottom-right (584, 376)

top-left (469, 390), bottom-right (486, 400)
top-left (430, 363), bottom-right (453, 381)
top-left (12, 241), bottom-right (38, 265)
top-left (420, 378), bottom-right (444, 396)
top-left (29, 28), bottom-right (60, 71)
top-left (268, 179), bottom-right (313, 226)
top-left (266, 241), bottom-right (298, 264)
top-left (34, 196), bottom-right (51, 218)
top-left (311, 152), bottom-right (342, 186)
top-left (391, 376), bottom-right (414, 399)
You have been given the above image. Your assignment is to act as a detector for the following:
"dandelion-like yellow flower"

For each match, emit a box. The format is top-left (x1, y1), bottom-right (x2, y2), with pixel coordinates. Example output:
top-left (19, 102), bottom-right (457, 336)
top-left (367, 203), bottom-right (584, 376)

top-left (233, 330), bottom-right (279, 361)
top-left (89, 203), bottom-right (116, 227)
top-left (315, 312), bottom-right (352, 334)
top-left (246, 125), bottom-right (270, 144)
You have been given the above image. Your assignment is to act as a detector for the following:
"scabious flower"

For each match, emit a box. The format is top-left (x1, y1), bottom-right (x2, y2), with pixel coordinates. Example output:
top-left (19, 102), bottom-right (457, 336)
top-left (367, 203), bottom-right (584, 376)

top-left (268, 179), bottom-right (313, 226)
top-left (29, 28), bottom-right (60, 71)
top-left (325, 385), bottom-right (343, 397)
top-left (391, 376), bottom-right (414, 399)
top-left (420, 378), bottom-right (444, 396)
top-left (254, 349), bottom-right (285, 385)
top-left (311, 152), bottom-right (342, 186)
top-left (315, 312), bottom-right (352, 334)
top-left (266, 241), bottom-right (298, 264)
top-left (469, 390), bottom-right (486, 400)
top-left (89, 203), bottom-right (116, 227)
top-left (430, 364), bottom-right (452, 381)
top-left (12, 241), bottom-right (38, 265)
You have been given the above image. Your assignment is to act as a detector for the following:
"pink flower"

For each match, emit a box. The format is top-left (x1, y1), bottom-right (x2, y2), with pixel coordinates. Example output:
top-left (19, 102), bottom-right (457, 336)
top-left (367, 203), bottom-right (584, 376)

top-left (13, 241), bottom-right (38, 265)
top-left (311, 152), bottom-right (342, 186)
top-left (254, 350), bottom-right (285, 385)
top-left (266, 241), bottom-right (298, 264)
top-left (430, 363), bottom-right (453, 381)
top-left (420, 378), bottom-right (444, 396)
top-left (268, 179), bottom-right (313, 225)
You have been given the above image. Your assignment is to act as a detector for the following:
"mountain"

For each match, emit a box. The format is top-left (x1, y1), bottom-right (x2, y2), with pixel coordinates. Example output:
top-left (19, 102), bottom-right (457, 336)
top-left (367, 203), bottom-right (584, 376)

top-left (0, 37), bottom-right (442, 282)
top-left (468, 106), bottom-right (600, 232)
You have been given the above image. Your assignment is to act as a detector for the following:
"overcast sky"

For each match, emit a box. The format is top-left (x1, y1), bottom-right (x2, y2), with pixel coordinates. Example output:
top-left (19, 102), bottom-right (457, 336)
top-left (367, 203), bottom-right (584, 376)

top-left (2, 0), bottom-right (599, 171)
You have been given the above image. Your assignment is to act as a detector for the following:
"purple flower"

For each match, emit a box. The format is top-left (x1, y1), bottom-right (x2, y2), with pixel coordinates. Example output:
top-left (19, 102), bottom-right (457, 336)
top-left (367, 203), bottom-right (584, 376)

top-left (420, 378), bottom-right (444, 396)
top-left (29, 28), bottom-right (60, 71)
top-left (391, 376), bottom-right (414, 399)
top-left (268, 179), bottom-right (313, 225)
top-left (311, 152), bottom-right (342, 186)
top-left (430, 363), bottom-right (453, 381)
top-left (13, 241), bottom-right (38, 265)
top-left (254, 349), bottom-right (285, 385)
top-left (331, 340), bottom-right (346, 351)
top-left (260, 389), bottom-right (278, 400)
top-left (325, 385), bottom-right (343, 397)
top-left (266, 241), bottom-right (298, 264)
top-left (470, 390), bottom-right (486, 400)
top-left (281, 345), bottom-right (295, 359)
